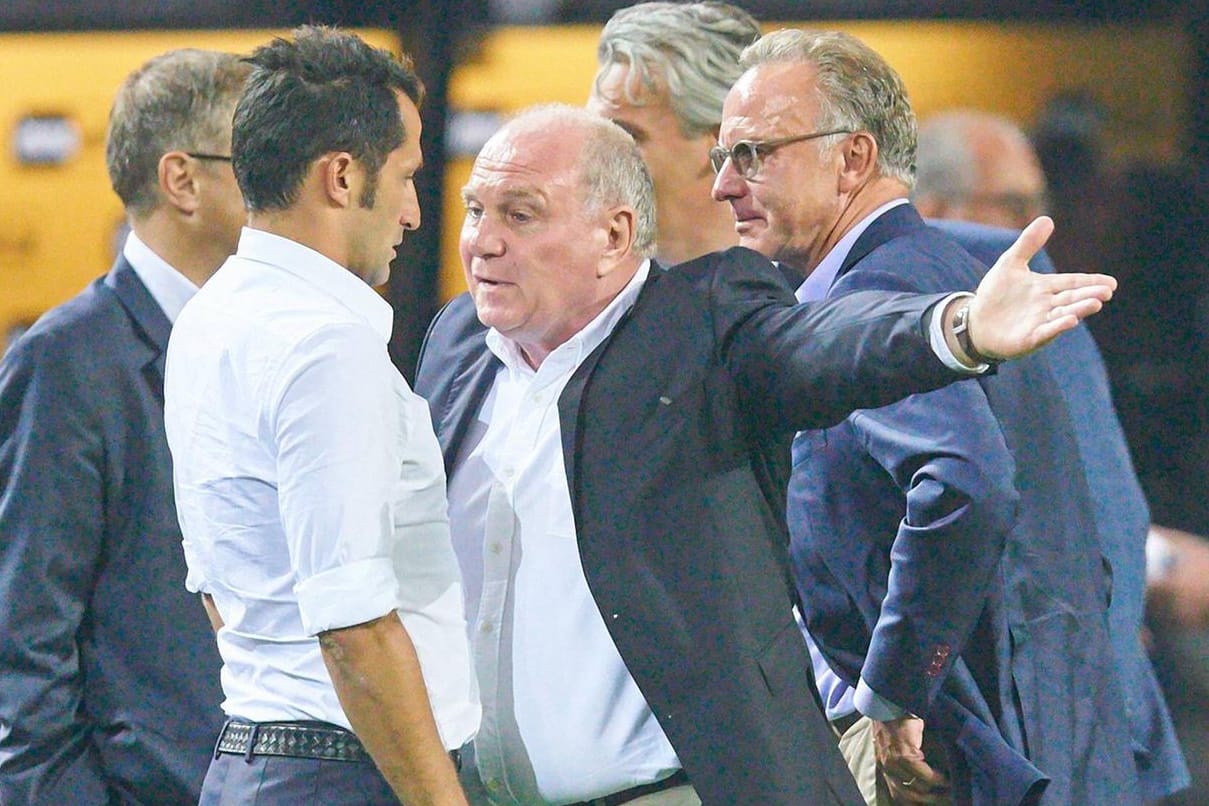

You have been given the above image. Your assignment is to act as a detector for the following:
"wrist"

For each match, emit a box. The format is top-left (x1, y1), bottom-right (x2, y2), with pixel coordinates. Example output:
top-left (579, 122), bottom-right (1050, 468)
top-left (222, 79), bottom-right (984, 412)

top-left (950, 298), bottom-right (997, 366)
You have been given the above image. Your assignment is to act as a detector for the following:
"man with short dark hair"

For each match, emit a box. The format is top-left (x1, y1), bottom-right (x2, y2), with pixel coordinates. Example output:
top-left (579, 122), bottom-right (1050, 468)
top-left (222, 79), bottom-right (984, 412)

top-left (165, 26), bottom-right (478, 804)
top-left (0, 48), bottom-right (247, 803)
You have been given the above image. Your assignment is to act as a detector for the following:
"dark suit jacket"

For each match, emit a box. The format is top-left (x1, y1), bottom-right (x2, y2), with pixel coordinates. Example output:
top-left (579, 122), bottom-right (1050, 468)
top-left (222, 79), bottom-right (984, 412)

top-left (934, 218), bottom-right (1189, 800)
top-left (789, 205), bottom-right (1141, 805)
top-left (0, 257), bottom-right (223, 803)
top-left (417, 246), bottom-right (976, 805)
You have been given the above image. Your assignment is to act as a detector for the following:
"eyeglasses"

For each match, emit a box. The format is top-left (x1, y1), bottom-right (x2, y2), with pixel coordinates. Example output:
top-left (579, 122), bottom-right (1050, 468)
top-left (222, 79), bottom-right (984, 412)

top-left (709, 129), bottom-right (852, 179)
top-left (185, 152), bottom-right (232, 162)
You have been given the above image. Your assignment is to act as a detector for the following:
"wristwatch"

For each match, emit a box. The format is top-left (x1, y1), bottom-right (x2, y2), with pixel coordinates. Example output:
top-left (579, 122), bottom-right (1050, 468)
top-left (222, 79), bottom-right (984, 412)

top-left (951, 300), bottom-right (996, 366)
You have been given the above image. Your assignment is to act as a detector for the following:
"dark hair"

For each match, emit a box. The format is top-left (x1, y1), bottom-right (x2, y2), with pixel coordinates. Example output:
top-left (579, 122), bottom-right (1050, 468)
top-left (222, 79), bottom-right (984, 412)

top-left (106, 49), bottom-right (249, 216)
top-left (232, 25), bottom-right (424, 212)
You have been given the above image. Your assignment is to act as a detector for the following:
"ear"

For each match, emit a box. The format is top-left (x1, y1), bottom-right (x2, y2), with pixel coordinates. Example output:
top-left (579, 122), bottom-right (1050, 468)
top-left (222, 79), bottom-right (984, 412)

top-left (319, 152), bottom-right (357, 208)
top-left (158, 151), bottom-right (199, 214)
top-left (693, 129), bottom-right (718, 180)
top-left (597, 206), bottom-right (637, 278)
top-left (837, 131), bottom-right (879, 193)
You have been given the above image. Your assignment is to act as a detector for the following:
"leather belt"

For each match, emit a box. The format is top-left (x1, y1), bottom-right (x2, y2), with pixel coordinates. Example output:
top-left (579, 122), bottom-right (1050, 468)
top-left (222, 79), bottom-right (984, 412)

top-left (567, 769), bottom-right (690, 806)
top-left (215, 720), bottom-right (462, 770)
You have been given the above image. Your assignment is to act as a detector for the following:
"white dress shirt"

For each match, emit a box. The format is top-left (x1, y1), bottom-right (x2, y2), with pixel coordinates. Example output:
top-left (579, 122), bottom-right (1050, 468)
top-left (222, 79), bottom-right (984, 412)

top-left (446, 259), bottom-right (682, 804)
top-left (165, 228), bottom-right (479, 748)
top-left (123, 231), bottom-right (198, 324)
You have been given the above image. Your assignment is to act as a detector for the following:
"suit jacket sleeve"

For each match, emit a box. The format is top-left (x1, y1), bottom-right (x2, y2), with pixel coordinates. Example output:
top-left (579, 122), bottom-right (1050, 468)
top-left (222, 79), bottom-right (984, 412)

top-left (709, 247), bottom-right (962, 431)
top-left (0, 328), bottom-right (111, 803)
top-left (846, 390), bottom-right (1018, 714)
top-left (830, 263), bottom-right (1019, 716)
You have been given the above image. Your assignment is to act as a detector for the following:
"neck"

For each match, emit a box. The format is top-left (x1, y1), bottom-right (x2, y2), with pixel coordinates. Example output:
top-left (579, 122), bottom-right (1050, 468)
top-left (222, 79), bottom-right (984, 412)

top-left (802, 179), bottom-right (909, 274)
top-left (130, 216), bottom-right (228, 287)
top-left (247, 208), bottom-right (343, 268)
top-left (656, 169), bottom-right (738, 264)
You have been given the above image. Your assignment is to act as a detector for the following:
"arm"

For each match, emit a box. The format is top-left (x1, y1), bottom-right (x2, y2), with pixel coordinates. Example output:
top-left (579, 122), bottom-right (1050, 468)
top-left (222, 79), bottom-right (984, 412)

top-left (201, 593), bottom-right (224, 632)
top-left (273, 324), bottom-right (469, 804)
top-left (852, 382), bottom-right (1017, 713)
top-left (724, 217), bottom-right (1115, 429)
top-left (319, 614), bottom-right (466, 806)
top-left (0, 330), bottom-right (111, 803)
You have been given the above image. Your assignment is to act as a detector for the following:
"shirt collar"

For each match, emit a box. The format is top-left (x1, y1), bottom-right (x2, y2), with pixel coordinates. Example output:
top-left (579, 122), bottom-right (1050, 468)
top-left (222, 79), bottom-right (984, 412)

top-left (795, 198), bottom-right (909, 303)
top-left (235, 227), bottom-right (395, 342)
top-left (122, 231), bottom-right (200, 324)
top-left (486, 258), bottom-right (652, 380)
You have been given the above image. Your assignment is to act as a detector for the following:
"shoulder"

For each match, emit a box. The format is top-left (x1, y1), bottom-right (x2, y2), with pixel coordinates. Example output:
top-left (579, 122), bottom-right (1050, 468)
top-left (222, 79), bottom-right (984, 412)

top-left (415, 292), bottom-right (487, 398)
top-left (426, 293), bottom-right (485, 343)
top-left (3, 277), bottom-right (129, 380)
top-left (659, 247), bottom-right (798, 307)
top-left (841, 225), bottom-right (985, 295)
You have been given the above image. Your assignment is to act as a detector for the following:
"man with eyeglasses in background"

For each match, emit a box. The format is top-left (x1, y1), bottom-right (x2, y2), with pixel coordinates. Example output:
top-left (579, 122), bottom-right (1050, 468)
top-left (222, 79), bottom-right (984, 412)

top-left (0, 49), bottom-right (248, 803)
top-left (912, 107), bottom-right (1191, 804)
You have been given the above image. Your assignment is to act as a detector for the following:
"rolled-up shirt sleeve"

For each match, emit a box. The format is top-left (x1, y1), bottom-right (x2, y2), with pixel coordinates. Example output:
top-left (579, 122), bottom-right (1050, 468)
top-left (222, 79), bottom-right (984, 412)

top-left (269, 322), bottom-right (403, 636)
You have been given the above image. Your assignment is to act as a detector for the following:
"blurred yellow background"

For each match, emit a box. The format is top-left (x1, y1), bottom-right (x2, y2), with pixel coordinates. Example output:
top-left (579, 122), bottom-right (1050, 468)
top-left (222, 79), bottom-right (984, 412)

top-left (0, 21), bottom-right (1186, 330)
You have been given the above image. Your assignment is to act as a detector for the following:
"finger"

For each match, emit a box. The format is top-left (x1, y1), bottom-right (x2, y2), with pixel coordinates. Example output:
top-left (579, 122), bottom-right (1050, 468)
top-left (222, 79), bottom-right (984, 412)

top-left (885, 777), bottom-right (950, 804)
top-left (1050, 285), bottom-right (1114, 307)
top-left (1044, 271), bottom-right (1118, 294)
top-left (1051, 297), bottom-right (1106, 319)
top-left (1030, 314), bottom-right (1081, 345)
top-left (999, 215), bottom-right (1054, 268)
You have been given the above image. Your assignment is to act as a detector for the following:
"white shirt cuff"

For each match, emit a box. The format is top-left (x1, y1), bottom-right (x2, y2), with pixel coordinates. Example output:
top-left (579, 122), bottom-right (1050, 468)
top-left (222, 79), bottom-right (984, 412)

top-left (854, 678), bottom-right (908, 721)
top-left (295, 557), bottom-right (400, 636)
top-left (928, 292), bottom-right (990, 374)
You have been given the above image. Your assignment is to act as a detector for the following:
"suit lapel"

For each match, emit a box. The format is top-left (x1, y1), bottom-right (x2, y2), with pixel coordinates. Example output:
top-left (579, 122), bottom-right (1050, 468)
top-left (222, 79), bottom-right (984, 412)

top-left (435, 343), bottom-right (499, 478)
top-left (837, 203), bottom-right (928, 281)
top-left (558, 263), bottom-right (664, 509)
top-left (103, 256), bottom-right (173, 397)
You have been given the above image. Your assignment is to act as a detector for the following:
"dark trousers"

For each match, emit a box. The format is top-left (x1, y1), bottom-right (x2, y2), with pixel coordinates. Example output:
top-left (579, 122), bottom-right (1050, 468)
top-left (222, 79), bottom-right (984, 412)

top-left (199, 751), bottom-right (399, 805)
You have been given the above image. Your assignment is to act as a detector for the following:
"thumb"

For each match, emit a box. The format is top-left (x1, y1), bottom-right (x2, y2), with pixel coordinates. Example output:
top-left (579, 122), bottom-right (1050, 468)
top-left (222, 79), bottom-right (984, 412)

top-left (998, 215), bottom-right (1053, 270)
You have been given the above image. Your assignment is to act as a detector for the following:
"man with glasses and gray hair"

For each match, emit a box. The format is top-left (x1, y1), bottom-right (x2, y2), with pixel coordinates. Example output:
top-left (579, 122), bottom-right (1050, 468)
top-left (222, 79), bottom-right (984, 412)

top-left (0, 48), bottom-right (248, 803)
top-left (712, 28), bottom-right (1185, 805)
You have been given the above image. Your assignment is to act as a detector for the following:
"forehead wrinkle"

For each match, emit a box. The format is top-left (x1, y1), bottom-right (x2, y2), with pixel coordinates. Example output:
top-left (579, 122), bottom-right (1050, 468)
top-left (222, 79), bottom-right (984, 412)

top-left (723, 64), bottom-right (816, 145)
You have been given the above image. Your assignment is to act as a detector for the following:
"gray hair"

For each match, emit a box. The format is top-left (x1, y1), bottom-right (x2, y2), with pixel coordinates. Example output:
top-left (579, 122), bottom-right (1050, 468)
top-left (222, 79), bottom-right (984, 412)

top-left (594, 2), bottom-right (761, 138)
top-left (106, 49), bottom-right (249, 216)
top-left (506, 104), bottom-right (658, 257)
top-left (914, 109), bottom-right (1034, 201)
top-left (739, 29), bottom-right (916, 188)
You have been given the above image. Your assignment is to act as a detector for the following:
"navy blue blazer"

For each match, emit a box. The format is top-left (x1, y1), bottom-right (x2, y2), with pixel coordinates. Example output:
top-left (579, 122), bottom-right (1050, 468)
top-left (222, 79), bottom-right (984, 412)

top-left (416, 246), bottom-right (975, 805)
top-left (789, 205), bottom-right (1141, 805)
top-left (934, 218), bottom-right (1189, 800)
top-left (0, 258), bottom-right (223, 803)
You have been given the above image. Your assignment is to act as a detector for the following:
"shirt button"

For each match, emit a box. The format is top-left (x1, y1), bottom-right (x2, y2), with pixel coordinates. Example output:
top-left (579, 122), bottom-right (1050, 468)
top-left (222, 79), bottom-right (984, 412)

top-left (480, 622), bottom-right (494, 633)
top-left (503, 467), bottom-right (515, 478)
top-left (490, 542), bottom-right (503, 555)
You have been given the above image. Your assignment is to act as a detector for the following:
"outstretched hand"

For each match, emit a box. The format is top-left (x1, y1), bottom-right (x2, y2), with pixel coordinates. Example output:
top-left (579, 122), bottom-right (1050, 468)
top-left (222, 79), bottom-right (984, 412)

top-left (966, 216), bottom-right (1116, 361)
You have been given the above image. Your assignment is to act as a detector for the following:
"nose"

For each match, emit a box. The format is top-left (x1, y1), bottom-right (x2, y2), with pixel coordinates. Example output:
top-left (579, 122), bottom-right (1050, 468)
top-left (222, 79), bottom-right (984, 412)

top-left (711, 158), bottom-right (746, 203)
top-left (462, 215), bottom-right (504, 259)
top-left (400, 185), bottom-right (420, 231)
